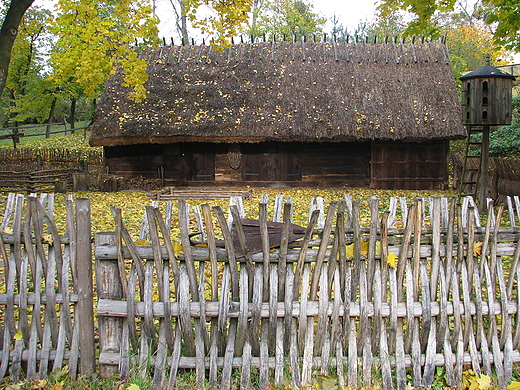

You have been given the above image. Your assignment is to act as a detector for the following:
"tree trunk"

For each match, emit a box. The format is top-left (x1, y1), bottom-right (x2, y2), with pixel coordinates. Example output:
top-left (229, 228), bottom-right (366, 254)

top-left (70, 98), bottom-right (76, 132)
top-left (46, 97), bottom-right (57, 138)
top-left (0, 0), bottom-right (35, 98)
top-left (179, 0), bottom-right (189, 45)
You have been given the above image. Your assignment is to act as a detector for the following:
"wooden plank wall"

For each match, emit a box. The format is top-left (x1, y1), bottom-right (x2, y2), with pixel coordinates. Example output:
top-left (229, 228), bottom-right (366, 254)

top-left (94, 195), bottom-right (520, 389)
top-left (371, 141), bottom-right (448, 190)
top-left (105, 141), bottom-right (454, 189)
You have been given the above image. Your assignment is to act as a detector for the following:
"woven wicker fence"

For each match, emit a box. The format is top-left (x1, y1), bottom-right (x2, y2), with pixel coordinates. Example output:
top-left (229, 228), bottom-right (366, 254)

top-left (95, 195), bottom-right (520, 389)
top-left (1, 193), bottom-right (520, 389)
top-left (0, 194), bottom-right (95, 381)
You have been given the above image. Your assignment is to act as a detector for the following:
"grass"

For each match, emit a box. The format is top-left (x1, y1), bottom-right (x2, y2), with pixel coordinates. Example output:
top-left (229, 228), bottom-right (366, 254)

top-left (0, 122), bottom-right (94, 147)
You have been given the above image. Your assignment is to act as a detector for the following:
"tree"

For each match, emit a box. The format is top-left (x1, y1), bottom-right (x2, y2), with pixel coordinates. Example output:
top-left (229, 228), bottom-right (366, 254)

top-left (0, 0), bottom-right (34, 99)
top-left (49, 0), bottom-right (161, 103)
top-left (486, 0), bottom-right (520, 51)
top-left (248, 0), bottom-right (326, 41)
top-left (188, 0), bottom-right (253, 46)
top-left (166, 0), bottom-right (189, 44)
top-left (4, 6), bottom-right (55, 124)
top-left (446, 23), bottom-right (511, 80)
top-left (378, 0), bottom-right (520, 52)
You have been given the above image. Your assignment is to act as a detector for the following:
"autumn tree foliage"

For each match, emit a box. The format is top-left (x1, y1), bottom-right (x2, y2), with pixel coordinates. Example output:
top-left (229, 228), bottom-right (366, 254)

top-left (446, 24), bottom-right (511, 79)
top-left (377, 0), bottom-right (520, 52)
top-left (249, 0), bottom-right (325, 41)
top-left (188, 0), bottom-right (253, 47)
top-left (49, 0), bottom-right (160, 103)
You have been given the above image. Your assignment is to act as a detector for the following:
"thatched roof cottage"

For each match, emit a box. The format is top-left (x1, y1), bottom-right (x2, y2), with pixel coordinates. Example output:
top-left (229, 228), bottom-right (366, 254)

top-left (90, 40), bottom-right (467, 189)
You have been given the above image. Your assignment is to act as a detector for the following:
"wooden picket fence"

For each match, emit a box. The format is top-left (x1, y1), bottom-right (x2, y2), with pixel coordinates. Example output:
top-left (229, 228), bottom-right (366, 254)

top-left (1, 193), bottom-right (520, 389)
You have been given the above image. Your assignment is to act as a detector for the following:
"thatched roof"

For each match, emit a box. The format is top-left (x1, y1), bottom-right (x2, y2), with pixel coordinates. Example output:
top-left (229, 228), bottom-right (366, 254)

top-left (90, 40), bottom-right (467, 147)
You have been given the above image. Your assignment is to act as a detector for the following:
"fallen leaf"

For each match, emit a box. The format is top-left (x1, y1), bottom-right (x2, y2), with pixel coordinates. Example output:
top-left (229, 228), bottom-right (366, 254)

top-left (508, 381), bottom-right (520, 390)
top-left (474, 241), bottom-right (483, 256)
top-left (476, 374), bottom-right (492, 390)
top-left (387, 252), bottom-right (398, 268)
top-left (14, 329), bottom-right (23, 341)
top-left (42, 233), bottom-right (53, 245)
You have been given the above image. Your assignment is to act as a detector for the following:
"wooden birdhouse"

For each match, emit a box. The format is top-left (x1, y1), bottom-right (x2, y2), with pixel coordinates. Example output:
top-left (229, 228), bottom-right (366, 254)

top-left (460, 64), bottom-right (516, 126)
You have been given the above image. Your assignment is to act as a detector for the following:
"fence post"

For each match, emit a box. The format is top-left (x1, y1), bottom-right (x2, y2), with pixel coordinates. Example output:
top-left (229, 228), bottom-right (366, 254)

top-left (95, 232), bottom-right (124, 378)
top-left (76, 198), bottom-right (96, 376)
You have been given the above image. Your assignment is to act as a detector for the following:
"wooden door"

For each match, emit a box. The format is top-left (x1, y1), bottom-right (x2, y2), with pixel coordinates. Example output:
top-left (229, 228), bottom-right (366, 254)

top-left (242, 142), bottom-right (301, 182)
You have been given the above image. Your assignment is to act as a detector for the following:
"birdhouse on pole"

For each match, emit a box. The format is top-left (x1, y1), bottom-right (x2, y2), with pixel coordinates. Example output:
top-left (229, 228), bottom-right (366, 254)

top-left (460, 62), bottom-right (516, 126)
top-left (459, 61), bottom-right (516, 209)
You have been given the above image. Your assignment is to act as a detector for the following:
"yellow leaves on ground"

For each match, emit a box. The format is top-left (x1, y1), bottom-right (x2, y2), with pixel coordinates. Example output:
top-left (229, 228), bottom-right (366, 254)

top-left (462, 370), bottom-right (493, 390)
top-left (345, 241), bottom-right (376, 258)
top-left (508, 381), bottom-right (520, 390)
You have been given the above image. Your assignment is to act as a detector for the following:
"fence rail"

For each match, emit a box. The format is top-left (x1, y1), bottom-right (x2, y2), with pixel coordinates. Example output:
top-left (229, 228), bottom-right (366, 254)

top-left (1, 193), bottom-right (520, 389)
top-left (0, 168), bottom-right (82, 192)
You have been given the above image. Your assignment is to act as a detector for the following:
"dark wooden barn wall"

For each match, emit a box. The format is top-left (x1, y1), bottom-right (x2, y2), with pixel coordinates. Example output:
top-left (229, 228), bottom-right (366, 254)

top-left (370, 140), bottom-right (449, 190)
top-left (104, 140), bottom-right (448, 189)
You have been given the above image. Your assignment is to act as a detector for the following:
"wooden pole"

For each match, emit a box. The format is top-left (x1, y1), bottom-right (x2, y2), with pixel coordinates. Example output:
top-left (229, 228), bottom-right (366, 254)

top-left (479, 124), bottom-right (490, 211)
top-left (75, 198), bottom-right (96, 376)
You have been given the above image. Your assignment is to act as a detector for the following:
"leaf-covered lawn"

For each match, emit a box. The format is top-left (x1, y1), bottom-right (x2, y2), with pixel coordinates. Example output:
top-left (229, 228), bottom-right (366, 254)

top-left (0, 187), bottom-right (457, 241)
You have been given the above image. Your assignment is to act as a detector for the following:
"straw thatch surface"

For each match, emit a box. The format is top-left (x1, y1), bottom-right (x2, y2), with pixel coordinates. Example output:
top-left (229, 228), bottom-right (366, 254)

top-left (90, 41), bottom-right (467, 147)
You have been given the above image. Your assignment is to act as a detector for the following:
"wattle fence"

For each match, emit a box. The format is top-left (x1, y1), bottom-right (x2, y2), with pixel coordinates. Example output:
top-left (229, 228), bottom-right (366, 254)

top-left (1, 193), bottom-right (520, 389)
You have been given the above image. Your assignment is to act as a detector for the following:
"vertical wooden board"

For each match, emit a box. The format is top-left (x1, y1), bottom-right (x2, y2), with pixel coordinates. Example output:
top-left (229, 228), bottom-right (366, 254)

top-left (75, 198), bottom-right (95, 376)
